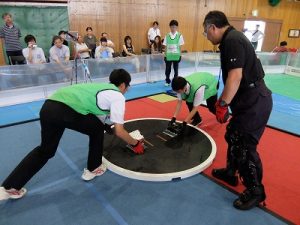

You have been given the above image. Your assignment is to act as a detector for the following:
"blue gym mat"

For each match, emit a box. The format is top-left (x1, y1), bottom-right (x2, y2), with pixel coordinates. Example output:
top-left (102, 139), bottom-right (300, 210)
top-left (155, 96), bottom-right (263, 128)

top-left (1, 79), bottom-right (300, 136)
top-left (0, 81), bottom-right (169, 126)
top-left (217, 80), bottom-right (300, 136)
top-left (0, 121), bottom-right (288, 225)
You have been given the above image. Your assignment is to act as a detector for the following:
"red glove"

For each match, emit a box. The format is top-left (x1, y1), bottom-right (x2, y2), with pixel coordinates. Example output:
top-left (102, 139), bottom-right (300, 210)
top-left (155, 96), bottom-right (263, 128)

top-left (215, 99), bottom-right (230, 123)
top-left (131, 140), bottom-right (144, 154)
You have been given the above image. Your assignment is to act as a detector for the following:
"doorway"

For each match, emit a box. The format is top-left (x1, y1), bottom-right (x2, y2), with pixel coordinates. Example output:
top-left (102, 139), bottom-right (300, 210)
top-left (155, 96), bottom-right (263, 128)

top-left (243, 20), bottom-right (266, 52)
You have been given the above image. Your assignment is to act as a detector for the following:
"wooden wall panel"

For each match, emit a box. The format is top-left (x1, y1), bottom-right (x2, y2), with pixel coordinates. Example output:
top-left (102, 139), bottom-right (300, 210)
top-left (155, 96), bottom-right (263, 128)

top-left (263, 21), bottom-right (282, 51)
top-left (156, 0), bottom-right (198, 52)
top-left (0, 41), bottom-right (5, 65)
top-left (1, 0), bottom-right (300, 65)
top-left (3, 0), bottom-right (67, 2)
top-left (257, 0), bottom-right (300, 48)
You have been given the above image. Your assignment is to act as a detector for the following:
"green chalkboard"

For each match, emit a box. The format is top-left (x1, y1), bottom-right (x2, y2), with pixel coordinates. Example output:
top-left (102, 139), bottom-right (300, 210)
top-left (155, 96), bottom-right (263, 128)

top-left (0, 5), bottom-right (69, 63)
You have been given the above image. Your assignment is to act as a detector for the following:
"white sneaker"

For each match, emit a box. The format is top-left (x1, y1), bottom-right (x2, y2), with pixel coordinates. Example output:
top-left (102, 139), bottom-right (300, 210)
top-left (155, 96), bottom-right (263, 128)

top-left (0, 186), bottom-right (27, 201)
top-left (81, 163), bottom-right (107, 181)
top-left (165, 83), bottom-right (170, 87)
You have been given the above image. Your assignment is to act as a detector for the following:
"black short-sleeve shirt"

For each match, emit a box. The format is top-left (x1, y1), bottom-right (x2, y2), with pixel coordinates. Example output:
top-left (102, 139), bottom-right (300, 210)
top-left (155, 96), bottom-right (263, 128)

top-left (219, 26), bottom-right (264, 89)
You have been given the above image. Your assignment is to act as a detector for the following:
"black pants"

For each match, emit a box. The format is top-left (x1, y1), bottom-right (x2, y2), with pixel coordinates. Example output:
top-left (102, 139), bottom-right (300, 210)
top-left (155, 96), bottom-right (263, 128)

top-left (2, 100), bottom-right (104, 190)
top-left (6, 50), bottom-right (26, 65)
top-left (90, 47), bottom-right (96, 58)
top-left (251, 42), bottom-right (258, 50)
top-left (185, 94), bottom-right (217, 122)
top-left (225, 84), bottom-right (273, 188)
top-left (164, 57), bottom-right (181, 84)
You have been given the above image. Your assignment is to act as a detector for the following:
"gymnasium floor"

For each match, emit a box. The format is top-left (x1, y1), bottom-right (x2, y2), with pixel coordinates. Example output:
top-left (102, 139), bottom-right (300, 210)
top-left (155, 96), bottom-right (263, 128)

top-left (0, 73), bottom-right (299, 225)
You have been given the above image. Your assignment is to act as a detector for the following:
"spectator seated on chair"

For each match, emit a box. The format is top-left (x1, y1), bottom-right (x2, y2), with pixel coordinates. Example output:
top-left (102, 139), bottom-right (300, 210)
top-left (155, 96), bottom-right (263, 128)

top-left (100, 32), bottom-right (115, 49)
top-left (151, 35), bottom-right (163, 54)
top-left (49, 36), bottom-right (70, 64)
top-left (22, 34), bottom-right (46, 64)
top-left (122, 36), bottom-right (136, 57)
top-left (95, 37), bottom-right (114, 59)
top-left (272, 41), bottom-right (288, 53)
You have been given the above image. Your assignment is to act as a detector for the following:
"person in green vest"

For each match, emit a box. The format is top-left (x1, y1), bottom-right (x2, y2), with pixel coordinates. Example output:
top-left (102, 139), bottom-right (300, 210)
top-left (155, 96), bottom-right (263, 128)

top-left (0, 69), bottom-right (144, 201)
top-left (163, 19), bottom-right (184, 86)
top-left (169, 72), bottom-right (218, 132)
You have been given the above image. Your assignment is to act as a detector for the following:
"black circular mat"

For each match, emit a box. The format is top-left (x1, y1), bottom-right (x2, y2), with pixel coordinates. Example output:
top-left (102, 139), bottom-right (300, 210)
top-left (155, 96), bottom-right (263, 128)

top-left (103, 118), bottom-right (216, 181)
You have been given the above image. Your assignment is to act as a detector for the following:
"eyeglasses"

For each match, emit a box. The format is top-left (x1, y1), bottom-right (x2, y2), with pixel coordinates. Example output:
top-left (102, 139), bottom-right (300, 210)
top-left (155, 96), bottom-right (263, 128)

top-left (202, 24), bottom-right (213, 37)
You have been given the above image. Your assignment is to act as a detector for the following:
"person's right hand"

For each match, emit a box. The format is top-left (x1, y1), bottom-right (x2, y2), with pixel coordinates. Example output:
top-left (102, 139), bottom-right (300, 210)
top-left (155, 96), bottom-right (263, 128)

top-left (130, 140), bottom-right (144, 154)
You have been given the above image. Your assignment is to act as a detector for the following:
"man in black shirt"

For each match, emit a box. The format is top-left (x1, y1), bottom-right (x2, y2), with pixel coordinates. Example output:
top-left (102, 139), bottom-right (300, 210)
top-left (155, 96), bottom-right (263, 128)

top-left (203, 11), bottom-right (272, 210)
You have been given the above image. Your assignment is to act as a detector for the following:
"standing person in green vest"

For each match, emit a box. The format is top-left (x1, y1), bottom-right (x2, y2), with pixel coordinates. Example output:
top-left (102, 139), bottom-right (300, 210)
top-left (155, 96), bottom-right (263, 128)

top-left (163, 20), bottom-right (184, 87)
top-left (169, 72), bottom-right (218, 131)
top-left (0, 69), bottom-right (144, 201)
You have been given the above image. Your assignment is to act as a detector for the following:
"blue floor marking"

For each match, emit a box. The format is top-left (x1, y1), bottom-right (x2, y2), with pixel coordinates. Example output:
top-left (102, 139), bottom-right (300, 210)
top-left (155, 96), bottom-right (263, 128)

top-left (57, 149), bottom-right (129, 225)
top-left (31, 121), bottom-right (129, 225)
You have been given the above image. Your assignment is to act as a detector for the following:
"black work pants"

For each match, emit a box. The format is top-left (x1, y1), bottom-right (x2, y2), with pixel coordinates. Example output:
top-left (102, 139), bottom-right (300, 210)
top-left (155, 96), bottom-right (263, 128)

top-left (225, 83), bottom-right (273, 187)
top-left (164, 57), bottom-right (181, 84)
top-left (251, 42), bottom-right (258, 51)
top-left (2, 100), bottom-right (104, 190)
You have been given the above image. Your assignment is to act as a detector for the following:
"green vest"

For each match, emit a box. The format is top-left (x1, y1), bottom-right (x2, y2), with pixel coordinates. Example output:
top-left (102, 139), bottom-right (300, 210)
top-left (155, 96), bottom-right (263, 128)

top-left (166, 32), bottom-right (181, 61)
top-left (181, 72), bottom-right (218, 103)
top-left (49, 83), bottom-right (120, 115)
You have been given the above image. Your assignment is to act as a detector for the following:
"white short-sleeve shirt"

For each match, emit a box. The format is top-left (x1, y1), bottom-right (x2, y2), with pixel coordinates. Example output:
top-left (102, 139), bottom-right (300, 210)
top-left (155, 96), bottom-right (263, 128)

top-left (177, 84), bottom-right (205, 107)
top-left (22, 47), bottom-right (46, 64)
top-left (49, 44), bottom-right (70, 63)
top-left (96, 90), bottom-right (125, 124)
top-left (148, 27), bottom-right (161, 42)
top-left (163, 31), bottom-right (184, 46)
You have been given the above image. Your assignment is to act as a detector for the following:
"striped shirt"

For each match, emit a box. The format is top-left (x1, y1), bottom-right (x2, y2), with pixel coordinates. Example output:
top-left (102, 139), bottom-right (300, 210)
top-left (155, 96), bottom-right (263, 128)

top-left (0, 24), bottom-right (23, 51)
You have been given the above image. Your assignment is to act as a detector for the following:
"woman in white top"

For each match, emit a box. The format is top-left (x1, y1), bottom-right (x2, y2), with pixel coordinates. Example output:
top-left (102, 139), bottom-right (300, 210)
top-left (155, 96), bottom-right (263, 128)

top-left (75, 35), bottom-right (90, 59)
top-left (22, 35), bottom-right (46, 64)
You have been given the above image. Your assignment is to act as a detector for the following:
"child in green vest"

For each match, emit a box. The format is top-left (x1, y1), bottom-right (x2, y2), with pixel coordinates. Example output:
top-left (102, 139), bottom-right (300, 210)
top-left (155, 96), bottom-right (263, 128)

top-left (169, 72), bottom-right (218, 131)
top-left (0, 69), bottom-right (144, 201)
top-left (163, 20), bottom-right (184, 86)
